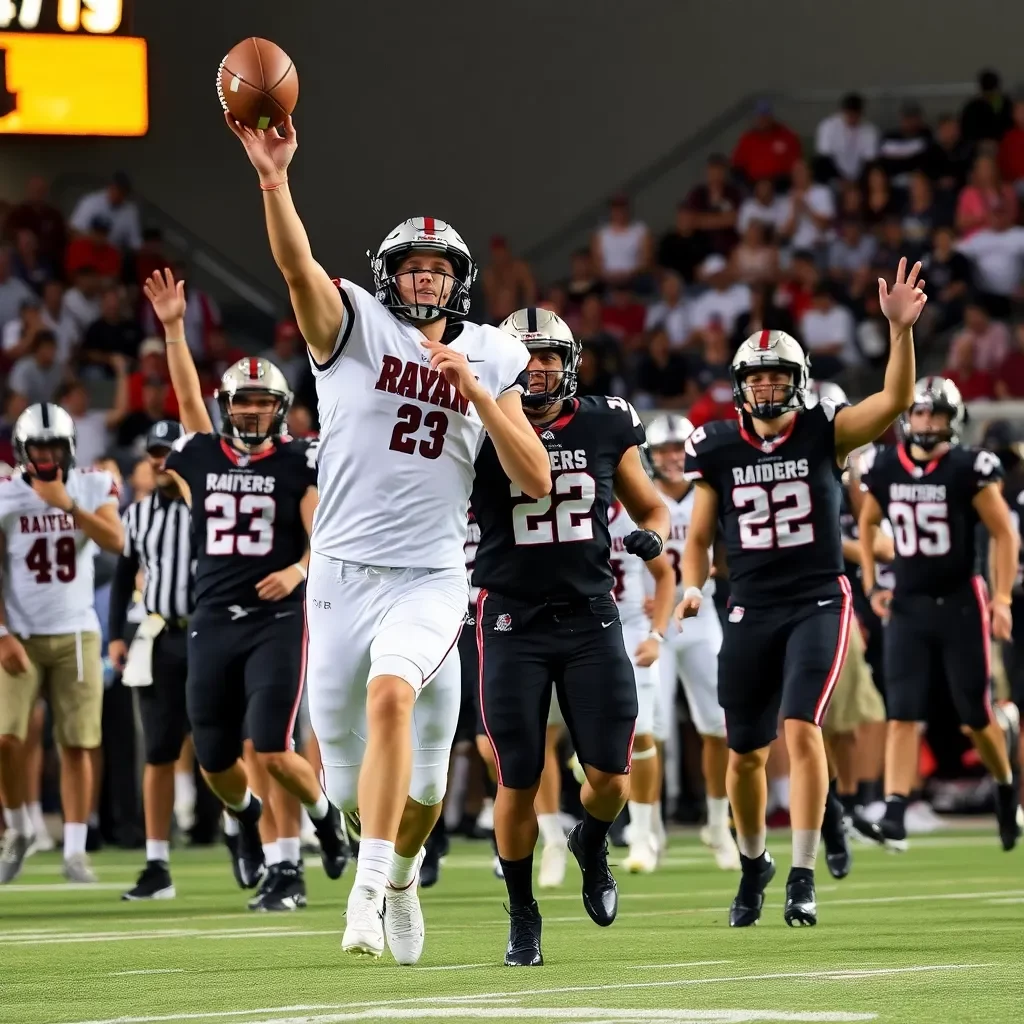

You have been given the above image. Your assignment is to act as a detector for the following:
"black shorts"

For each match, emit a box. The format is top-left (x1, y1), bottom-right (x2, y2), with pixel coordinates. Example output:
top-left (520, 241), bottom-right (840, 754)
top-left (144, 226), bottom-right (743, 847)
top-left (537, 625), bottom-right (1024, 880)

top-left (717, 583), bottom-right (854, 754)
top-left (852, 586), bottom-right (886, 697)
top-left (477, 590), bottom-right (637, 790)
top-left (884, 579), bottom-right (992, 730)
top-left (1003, 595), bottom-right (1024, 710)
top-left (137, 625), bottom-right (191, 765)
top-left (186, 604), bottom-right (305, 774)
top-left (455, 604), bottom-right (480, 744)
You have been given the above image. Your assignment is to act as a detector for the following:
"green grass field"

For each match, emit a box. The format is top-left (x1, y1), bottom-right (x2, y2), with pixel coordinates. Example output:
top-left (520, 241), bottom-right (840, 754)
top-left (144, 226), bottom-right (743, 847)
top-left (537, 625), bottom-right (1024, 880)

top-left (1, 829), bottom-right (1021, 1024)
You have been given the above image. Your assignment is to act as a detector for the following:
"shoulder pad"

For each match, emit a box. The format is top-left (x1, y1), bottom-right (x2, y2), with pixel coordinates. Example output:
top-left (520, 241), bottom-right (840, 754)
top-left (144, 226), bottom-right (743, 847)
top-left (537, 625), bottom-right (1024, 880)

top-left (963, 446), bottom-right (1003, 481)
top-left (686, 419), bottom-right (738, 454)
top-left (600, 395), bottom-right (643, 427)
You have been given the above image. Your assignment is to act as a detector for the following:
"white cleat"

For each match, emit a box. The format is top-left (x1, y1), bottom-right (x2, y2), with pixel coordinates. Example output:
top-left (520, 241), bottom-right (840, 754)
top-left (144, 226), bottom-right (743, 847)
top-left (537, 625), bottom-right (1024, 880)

top-left (905, 801), bottom-right (946, 834)
top-left (26, 829), bottom-right (55, 856)
top-left (704, 826), bottom-right (741, 871)
top-left (622, 833), bottom-right (659, 874)
top-left (492, 854), bottom-right (504, 879)
top-left (0, 831), bottom-right (33, 883)
top-left (538, 841), bottom-right (567, 888)
top-left (342, 885), bottom-right (385, 959)
top-left (62, 852), bottom-right (97, 883)
top-left (384, 851), bottom-right (425, 966)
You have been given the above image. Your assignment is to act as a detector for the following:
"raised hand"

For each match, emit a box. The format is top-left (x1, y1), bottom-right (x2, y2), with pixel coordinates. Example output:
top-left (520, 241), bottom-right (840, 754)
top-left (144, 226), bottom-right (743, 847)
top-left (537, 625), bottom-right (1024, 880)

top-left (879, 257), bottom-right (927, 330)
top-left (143, 268), bottom-right (186, 327)
top-left (225, 112), bottom-right (297, 185)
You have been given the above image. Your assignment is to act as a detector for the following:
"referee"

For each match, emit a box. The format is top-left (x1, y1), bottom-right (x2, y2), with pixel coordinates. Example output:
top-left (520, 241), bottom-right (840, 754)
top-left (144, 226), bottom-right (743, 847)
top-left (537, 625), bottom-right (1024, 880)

top-left (109, 420), bottom-right (193, 901)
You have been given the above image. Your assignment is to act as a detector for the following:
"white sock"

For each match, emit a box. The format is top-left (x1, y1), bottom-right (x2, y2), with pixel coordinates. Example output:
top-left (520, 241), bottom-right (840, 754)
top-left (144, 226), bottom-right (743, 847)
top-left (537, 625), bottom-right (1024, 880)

top-left (222, 812), bottom-right (240, 837)
top-left (225, 789), bottom-right (252, 813)
top-left (64, 822), bottom-right (88, 858)
top-left (707, 795), bottom-right (729, 831)
top-left (146, 839), bottom-right (170, 863)
top-left (5, 805), bottom-right (32, 835)
top-left (791, 829), bottom-right (819, 870)
top-left (737, 829), bottom-right (767, 860)
top-left (28, 802), bottom-right (46, 835)
top-left (303, 792), bottom-right (330, 820)
top-left (263, 841), bottom-right (281, 866)
top-left (174, 770), bottom-right (196, 805)
top-left (388, 850), bottom-right (421, 889)
top-left (353, 838), bottom-right (394, 894)
top-left (652, 800), bottom-right (665, 840)
top-left (770, 777), bottom-right (790, 810)
top-left (627, 801), bottom-right (652, 841)
top-left (537, 813), bottom-right (564, 847)
top-left (278, 837), bottom-right (300, 865)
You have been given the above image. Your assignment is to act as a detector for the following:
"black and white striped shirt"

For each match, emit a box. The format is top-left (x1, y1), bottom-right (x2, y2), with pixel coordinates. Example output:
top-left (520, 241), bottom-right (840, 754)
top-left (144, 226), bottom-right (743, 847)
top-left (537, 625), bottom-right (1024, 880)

top-left (122, 492), bottom-right (193, 620)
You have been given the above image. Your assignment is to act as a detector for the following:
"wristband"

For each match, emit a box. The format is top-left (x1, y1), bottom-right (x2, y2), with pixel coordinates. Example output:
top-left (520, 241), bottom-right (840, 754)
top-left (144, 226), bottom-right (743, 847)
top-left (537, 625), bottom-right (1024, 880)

top-left (0, 625), bottom-right (8, 639)
top-left (260, 177), bottom-right (288, 191)
top-left (683, 586), bottom-right (703, 602)
top-left (648, 630), bottom-right (664, 643)
top-left (165, 334), bottom-right (187, 345)
top-left (293, 563), bottom-right (307, 581)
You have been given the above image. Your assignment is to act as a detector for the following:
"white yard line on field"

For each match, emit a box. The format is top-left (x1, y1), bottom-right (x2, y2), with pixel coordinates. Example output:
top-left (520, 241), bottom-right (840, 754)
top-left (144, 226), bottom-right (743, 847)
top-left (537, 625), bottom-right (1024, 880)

top-left (109, 969), bottom-right (187, 976)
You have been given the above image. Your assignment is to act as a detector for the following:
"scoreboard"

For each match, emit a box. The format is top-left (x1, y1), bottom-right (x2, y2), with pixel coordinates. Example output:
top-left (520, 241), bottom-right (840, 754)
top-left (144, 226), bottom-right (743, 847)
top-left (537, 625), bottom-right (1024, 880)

top-left (0, 0), bottom-right (147, 136)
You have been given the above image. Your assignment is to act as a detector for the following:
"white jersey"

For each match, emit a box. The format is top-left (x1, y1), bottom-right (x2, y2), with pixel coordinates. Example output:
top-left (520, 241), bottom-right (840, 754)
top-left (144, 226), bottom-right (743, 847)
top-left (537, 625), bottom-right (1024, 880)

top-left (465, 513), bottom-right (481, 607)
top-left (310, 280), bottom-right (529, 570)
top-left (655, 483), bottom-right (715, 601)
top-left (0, 467), bottom-right (118, 636)
top-left (608, 502), bottom-right (649, 627)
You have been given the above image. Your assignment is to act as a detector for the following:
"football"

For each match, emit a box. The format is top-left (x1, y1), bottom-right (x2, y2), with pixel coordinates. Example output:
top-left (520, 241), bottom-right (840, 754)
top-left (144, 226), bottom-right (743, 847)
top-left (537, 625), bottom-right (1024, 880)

top-left (217, 37), bottom-right (298, 131)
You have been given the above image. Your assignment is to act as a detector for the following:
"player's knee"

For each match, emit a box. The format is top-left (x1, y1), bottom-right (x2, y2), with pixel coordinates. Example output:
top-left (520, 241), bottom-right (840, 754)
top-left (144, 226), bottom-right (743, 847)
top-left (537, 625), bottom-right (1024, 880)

top-left (784, 718), bottom-right (824, 761)
top-left (256, 749), bottom-right (293, 779)
top-left (589, 768), bottom-right (630, 803)
top-left (409, 763), bottom-right (447, 807)
top-left (192, 728), bottom-right (239, 776)
top-left (366, 674), bottom-right (416, 726)
top-left (321, 763), bottom-right (359, 814)
top-left (729, 747), bottom-right (769, 775)
top-left (145, 738), bottom-right (184, 767)
top-left (0, 732), bottom-right (23, 754)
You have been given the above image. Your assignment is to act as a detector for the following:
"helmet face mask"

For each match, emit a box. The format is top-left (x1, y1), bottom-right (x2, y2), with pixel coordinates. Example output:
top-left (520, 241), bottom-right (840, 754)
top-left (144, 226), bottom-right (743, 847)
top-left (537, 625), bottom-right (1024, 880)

top-left (898, 376), bottom-right (965, 452)
top-left (737, 367), bottom-right (800, 420)
top-left (369, 218), bottom-right (476, 325)
top-left (731, 330), bottom-right (810, 420)
top-left (13, 403), bottom-right (76, 481)
top-left (215, 359), bottom-right (292, 449)
top-left (498, 308), bottom-right (580, 409)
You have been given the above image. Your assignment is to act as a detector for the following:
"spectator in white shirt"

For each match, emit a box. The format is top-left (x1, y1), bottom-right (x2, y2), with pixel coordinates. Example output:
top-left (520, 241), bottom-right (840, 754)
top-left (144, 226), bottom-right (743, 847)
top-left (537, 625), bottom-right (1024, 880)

top-left (60, 266), bottom-right (103, 342)
top-left (955, 205), bottom-right (1024, 311)
top-left (592, 194), bottom-right (652, 291)
top-left (815, 93), bottom-right (880, 182)
top-left (54, 361), bottom-right (129, 467)
top-left (643, 272), bottom-right (689, 347)
top-left (68, 172), bottom-right (143, 252)
top-left (779, 159), bottom-right (836, 253)
top-left (737, 178), bottom-right (788, 237)
top-left (0, 248), bottom-right (35, 330)
top-left (2, 283), bottom-right (77, 365)
top-left (800, 283), bottom-right (858, 378)
top-left (687, 254), bottom-right (752, 340)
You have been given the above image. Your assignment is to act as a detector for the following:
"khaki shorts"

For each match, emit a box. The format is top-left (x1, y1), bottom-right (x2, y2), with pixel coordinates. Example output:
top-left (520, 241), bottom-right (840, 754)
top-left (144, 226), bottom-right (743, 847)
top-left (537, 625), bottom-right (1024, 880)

top-left (823, 622), bottom-right (885, 735)
top-left (0, 632), bottom-right (103, 748)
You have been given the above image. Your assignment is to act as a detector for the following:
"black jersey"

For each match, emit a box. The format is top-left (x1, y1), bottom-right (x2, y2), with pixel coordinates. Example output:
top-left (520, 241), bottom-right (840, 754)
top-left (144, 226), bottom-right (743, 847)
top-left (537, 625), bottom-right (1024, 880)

top-left (683, 401), bottom-right (846, 607)
top-left (862, 443), bottom-right (1003, 597)
top-left (165, 432), bottom-right (317, 608)
top-left (470, 395), bottom-right (646, 602)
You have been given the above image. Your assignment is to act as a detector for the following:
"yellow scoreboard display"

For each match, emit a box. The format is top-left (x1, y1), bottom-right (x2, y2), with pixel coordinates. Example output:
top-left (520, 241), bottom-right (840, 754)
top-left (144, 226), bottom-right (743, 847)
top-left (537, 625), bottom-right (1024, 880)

top-left (0, 0), bottom-right (147, 136)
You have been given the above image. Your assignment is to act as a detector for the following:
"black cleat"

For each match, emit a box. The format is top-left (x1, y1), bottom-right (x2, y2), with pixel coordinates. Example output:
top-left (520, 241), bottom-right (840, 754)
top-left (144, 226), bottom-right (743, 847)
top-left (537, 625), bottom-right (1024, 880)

top-left (850, 813), bottom-right (908, 852)
top-left (784, 870), bottom-right (817, 927)
top-left (311, 803), bottom-right (350, 880)
top-left (729, 852), bottom-right (776, 927)
top-left (121, 860), bottom-right (175, 901)
top-left (821, 793), bottom-right (853, 880)
top-left (566, 823), bottom-right (618, 927)
top-left (229, 797), bottom-right (266, 889)
top-left (995, 783), bottom-right (1023, 852)
top-left (504, 901), bottom-right (543, 966)
top-left (419, 822), bottom-right (448, 889)
top-left (250, 862), bottom-right (307, 911)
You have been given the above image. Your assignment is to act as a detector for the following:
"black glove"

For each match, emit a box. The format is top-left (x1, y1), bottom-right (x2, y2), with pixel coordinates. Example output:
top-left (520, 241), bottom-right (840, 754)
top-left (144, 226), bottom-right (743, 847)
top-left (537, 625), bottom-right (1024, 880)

top-left (623, 528), bottom-right (663, 561)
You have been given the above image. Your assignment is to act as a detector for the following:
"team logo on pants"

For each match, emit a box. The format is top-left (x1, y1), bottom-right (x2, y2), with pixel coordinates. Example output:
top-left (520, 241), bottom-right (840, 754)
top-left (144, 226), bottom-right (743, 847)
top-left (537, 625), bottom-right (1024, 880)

top-left (728, 605), bottom-right (745, 623)
top-left (494, 613), bottom-right (512, 632)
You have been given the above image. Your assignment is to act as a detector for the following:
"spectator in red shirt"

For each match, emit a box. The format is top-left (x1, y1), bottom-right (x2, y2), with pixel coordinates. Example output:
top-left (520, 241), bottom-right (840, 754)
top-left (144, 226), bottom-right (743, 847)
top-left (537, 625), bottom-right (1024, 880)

top-left (66, 217), bottom-right (121, 282)
top-left (731, 99), bottom-right (802, 187)
top-left (127, 337), bottom-right (180, 417)
top-left (686, 154), bottom-right (742, 255)
top-left (3, 176), bottom-right (66, 265)
top-left (998, 100), bottom-right (1024, 189)
top-left (775, 251), bottom-right (819, 326)
top-left (956, 154), bottom-right (1018, 239)
top-left (688, 376), bottom-right (737, 428)
top-left (600, 285), bottom-right (646, 349)
top-left (946, 332), bottom-right (996, 400)
top-left (134, 228), bottom-right (169, 290)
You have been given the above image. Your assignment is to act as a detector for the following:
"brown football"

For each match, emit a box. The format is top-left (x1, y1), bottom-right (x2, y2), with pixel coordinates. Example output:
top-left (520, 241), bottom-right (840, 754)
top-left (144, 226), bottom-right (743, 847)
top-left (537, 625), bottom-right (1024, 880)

top-left (217, 37), bottom-right (298, 131)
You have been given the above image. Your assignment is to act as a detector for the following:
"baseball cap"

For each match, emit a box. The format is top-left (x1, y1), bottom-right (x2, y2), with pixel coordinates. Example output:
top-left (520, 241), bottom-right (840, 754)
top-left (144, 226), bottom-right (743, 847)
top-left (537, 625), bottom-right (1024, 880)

top-left (138, 337), bottom-right (165, 359)
top-left (145, 420), bottom-right (184, 453)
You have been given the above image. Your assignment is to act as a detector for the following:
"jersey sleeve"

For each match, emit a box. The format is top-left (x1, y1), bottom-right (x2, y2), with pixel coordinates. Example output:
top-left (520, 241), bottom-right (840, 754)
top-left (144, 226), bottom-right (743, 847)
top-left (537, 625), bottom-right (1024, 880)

top-left (968, 447), bottom-right (1005, 490)
top-left (82, 469), bottom-right (120, 511)
top-left (296, 438), bottom-right (320, 489)
top-left (857, 445), bottom-right (883, 500)
top-left (312, 279), bottom-right (380, 377)
top-left (603, 397), bottom-right (646, 456)
top-left (499, 337), bottom-right (530, 396)
top-left (164, 431), bottom-right (204, 488)
top-left (683, 423), bottom-right (713, 484)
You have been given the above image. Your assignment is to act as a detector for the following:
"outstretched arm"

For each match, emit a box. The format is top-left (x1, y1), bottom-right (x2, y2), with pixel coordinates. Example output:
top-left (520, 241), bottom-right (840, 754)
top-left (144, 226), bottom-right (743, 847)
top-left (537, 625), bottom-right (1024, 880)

top-left (613, 446), bottom-right (671, 546)
top-left (225, 114), bottom-right (343, 364)
top-left (834, 257), bottom-right (925, 462)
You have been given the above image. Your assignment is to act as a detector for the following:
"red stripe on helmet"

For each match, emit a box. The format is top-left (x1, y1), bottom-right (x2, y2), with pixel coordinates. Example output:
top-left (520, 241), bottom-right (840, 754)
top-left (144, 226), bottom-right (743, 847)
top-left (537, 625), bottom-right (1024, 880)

top-left (248, 357), bottom-right (259, 379)
top-left (758, 329), bottom-right (771, 349)
top-left (422, 216), bottom-right (436, 235)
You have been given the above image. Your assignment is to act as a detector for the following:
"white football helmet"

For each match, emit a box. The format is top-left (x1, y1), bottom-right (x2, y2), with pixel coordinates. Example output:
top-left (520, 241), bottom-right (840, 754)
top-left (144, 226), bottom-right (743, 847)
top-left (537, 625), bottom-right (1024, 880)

top-left (498, 307), bottom-right (580, 408)
top-left (805, 379), bottom-right (849, 408)
top-left (13, 403), bottom-right (77, 481)
top-left (368, 216), bottom-right (476, 324)
top-left (646, 413), bottom-right (694, 483)
top-left (899, 375), bottom-right (966, 451)
top-left (216, 357), bottom-right (293, 448)
top-left (731, 329), bottom-right (810, 419)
